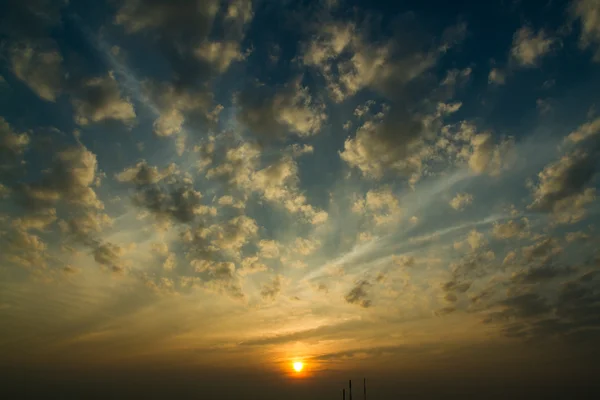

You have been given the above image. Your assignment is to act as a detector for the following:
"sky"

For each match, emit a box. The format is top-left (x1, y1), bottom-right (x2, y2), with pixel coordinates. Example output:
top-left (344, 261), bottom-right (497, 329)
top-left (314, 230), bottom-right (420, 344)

top-left (1, 0), bottom-right (600, 398)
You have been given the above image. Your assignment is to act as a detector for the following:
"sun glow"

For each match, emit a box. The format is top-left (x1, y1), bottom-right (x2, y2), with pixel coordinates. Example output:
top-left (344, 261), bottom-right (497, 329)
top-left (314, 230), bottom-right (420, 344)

top-left (293, 361), bottom-right (304, 372)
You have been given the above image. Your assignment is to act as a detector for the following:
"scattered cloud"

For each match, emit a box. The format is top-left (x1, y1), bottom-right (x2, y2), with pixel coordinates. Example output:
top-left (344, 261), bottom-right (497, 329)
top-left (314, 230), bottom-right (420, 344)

top-left (510, 27), bottom-right (556, 67)
top-left (9, 40), bottom-right (63, 101)
top-left (449, 192), bottom-right (473, 210)
top-left (345, 280), bottom-right (372, 308)
top-left (71, 72), bottom-right (136, 125)
top-left (570, 0), bottom-right (600, 61)
top-left (236, 78), bottom-right (327, 140)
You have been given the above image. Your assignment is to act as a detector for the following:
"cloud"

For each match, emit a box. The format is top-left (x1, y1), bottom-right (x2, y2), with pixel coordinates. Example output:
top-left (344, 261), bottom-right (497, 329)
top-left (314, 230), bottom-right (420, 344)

top-left (488, 68), bottom-right (506, 85)
top-left (190, 259), bottom-right (245, 299)
top-left (115, 0), bottom-right (252, 85)
top-left (71, 72), bottom-right (136, 125)
top-left (205, 215), bottom-right (258, 253)
top-left (12, 208), bottom-right (57, 231)
top-left (565, 231), bottom-right (591, 243)
top-left (93, 242), bottom-right (126, 273)
top-left (260, 275), bottom-right (283, 301)
top-left (258, 240), bottom-right (280, 259)
top-left (449, 250), bottom-right (496, 281)
top-left (1, 228), bottom-right (48, 269)
top-left (117, 160), bottom-right (217, 224)
top-left (483, 269), bottom-right (600, 344)
top-left (345, 280), bottom-right (372, 308)
top-left (484, 292), bottom-right (552, 323)
top-left (206, 145), bottom-right (327, 224)
top-left (19, 146), bottom-right (103, 210)
top-left (570, 0), bottom-right (600, 62)
top-left (511, 265), bottom-right (577, 284)
top-left (528, 149), bottom-right (597, 223)
top-left (340, 109), bottom-right (430, 181)
top-left (0, 116), bottom-right (30, 169)
top-left (115, 161), bottom-right (179, 185)
top-left (9, 40), bottom-right (63, 101)
top-left (307, 19), bottom-right (468, 183)
top-left (521, 237), bottom-right (562, 263)
top-left (302, 19), bottom-right (455, 102)
top-left (194, 40), bottom-right (247, 74)
top-left (510, 27), bottom-right (556, 67)
top-left (293, 237), bottom-right (321, 256)
top-left (449, 192), bottom-right (473, 210)
top-left (236, 78), bottom-right (327, 140)
top-left (59, 210), bottom-right (114, 241)
top-left (115, 0), bottom-right (252, 137)
top-left (143, 81), bottom-right (216, 136)
top-left (393, 255), bottom-right (416, 268)
top-left (342, 114), bottom-right (514, 184)
top-left (442, 280), bottom-right (472, 293)
top-left (564, 116), bottom-right (600, 144)
top-left (0, 0), bottom-right (66, 40)
top-left (352, 187), bottom-right (401, 225)
top-left (492, 218), bottom-right (530, 239)
top-left (527, 116), bottom-right (600, 223)
top-left (238, 256), bottom-right (268, 276)
top-left (454, 229), bottom-right (487, 251)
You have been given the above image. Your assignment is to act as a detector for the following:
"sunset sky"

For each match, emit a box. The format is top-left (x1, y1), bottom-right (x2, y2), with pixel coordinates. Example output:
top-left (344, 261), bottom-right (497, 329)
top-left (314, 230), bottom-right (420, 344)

top-left (1, 0), bottom-right (600, 398)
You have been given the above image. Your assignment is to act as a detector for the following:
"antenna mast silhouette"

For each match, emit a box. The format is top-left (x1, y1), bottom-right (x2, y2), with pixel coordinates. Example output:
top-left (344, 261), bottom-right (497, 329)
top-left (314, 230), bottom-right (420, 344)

top-left (349, 380), bottom-right (352, 400)
top-left (364, 378), bottom-right (367, 400)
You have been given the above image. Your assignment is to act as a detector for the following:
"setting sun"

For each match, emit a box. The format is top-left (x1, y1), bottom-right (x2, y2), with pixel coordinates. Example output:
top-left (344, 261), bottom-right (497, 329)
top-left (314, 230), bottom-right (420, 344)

top-left (293, 362), bottom-right (304, 372)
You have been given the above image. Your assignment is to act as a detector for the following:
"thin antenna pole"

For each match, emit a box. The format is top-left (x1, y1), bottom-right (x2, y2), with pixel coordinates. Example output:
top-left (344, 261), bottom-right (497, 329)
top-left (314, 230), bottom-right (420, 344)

top-left (349, 380), bottom-right (352, 400)
top-left (364, 378), bottom-right (366, 400)
top-left (343, 388), bottom-right (345, 400)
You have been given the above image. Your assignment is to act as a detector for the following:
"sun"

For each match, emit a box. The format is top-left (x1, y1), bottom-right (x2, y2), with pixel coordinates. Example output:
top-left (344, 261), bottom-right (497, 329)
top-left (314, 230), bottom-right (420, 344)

top-left (293, 361), bottom-right (304, 372)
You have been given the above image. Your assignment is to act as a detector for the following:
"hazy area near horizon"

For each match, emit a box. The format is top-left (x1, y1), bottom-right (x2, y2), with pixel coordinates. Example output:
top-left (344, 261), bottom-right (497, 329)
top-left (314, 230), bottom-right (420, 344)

top-left (1, 0), bottom-right (600, 398)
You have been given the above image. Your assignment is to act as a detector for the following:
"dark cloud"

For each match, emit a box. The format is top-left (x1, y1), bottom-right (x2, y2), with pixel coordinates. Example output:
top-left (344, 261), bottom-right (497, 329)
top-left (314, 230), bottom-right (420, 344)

top-left (0, 0), bottom-right (66, 101)
top-left (8, 40), bottom-right (64, 102)
top-left (310, 344), bottom-right (429, 362)
top-left (93, 242), bottom-right (126, 273)
top-left (511, 265), bottom-right (577, 284)
top-left (70, 73), bottom-right (136, 125)
top-left (345, 280), bottom-right (372, 308)
top-left (483, 293), bottom-right (552, 324)
top-left (0, 117), bottom-right (30, 173)
top-left (528, 149), bottom-right (598, 213)
top-left (115, 0), bottom-right (252, 86)
top-left (442, 280), bottom-right (472, 293)
top-left (236, 78), bottom-right (326, 141)
top-left (521, 238), bottom-right (562, 263)
top-left (133, 185), bottom-right (206, 223)
top-left (17, 145), bottom-right (103, 210)
top-left (483, 268), bottom-right (600, 344)
top-left (570, 0), bottom-right (600, 62)
top-left (0, 0), bottom-right (65, 39)
top-left (116, 161), bottom-right (213, 224)
top-left (449, 250), bottom-right (496, 281)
